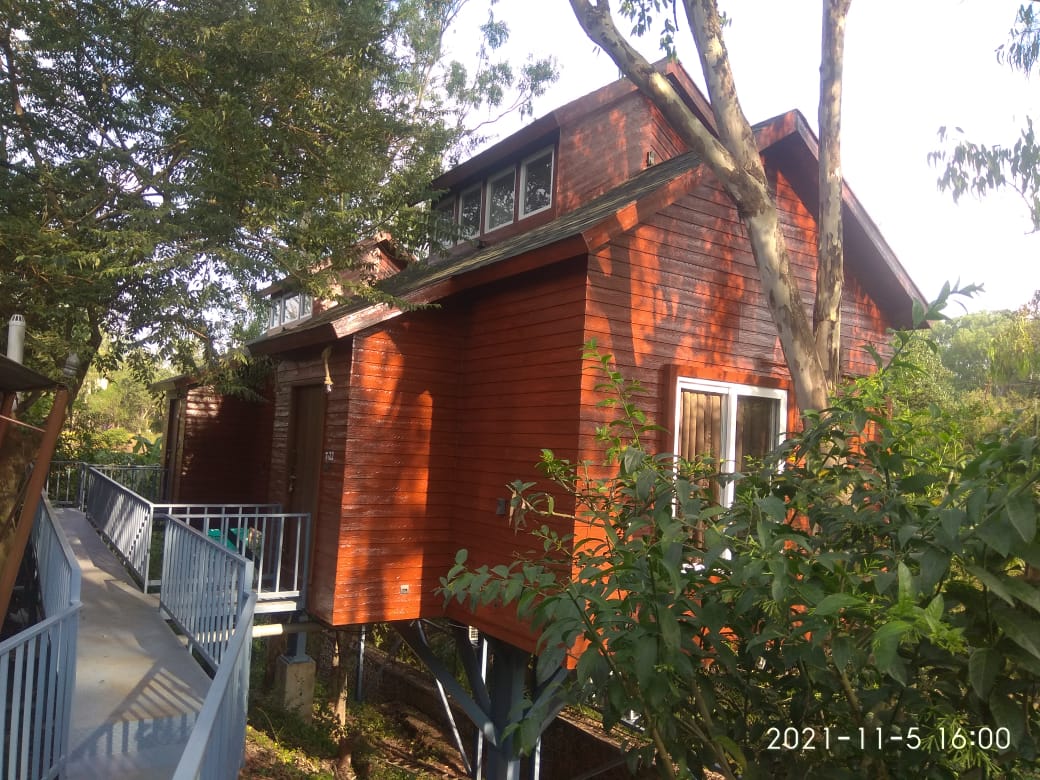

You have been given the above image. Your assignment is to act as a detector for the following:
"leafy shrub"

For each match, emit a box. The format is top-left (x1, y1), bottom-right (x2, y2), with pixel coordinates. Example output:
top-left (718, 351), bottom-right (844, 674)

top-left (443, 300), bottom-right (1040, 779)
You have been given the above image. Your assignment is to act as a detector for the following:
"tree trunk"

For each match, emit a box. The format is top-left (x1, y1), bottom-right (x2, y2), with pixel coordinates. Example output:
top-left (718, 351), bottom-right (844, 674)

top-left (816, 0), bottom-right (853, 387)
top-left (568, 0), bottom-right (850, 415)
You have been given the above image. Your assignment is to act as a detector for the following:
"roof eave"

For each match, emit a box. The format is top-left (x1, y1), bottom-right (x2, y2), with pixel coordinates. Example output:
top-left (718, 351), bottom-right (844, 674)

top-left (755, 111), bottom-right (926, 328)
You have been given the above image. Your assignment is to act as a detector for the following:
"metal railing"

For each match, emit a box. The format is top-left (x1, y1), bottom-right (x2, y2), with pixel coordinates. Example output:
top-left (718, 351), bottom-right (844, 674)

top-left (158, 505), bottom-right (310, 607)
top-left (79, 468), bottom-right (310, 610)
top-left (43, 461), bottom-right (85, 508)
top-left (1, 495), bottom-right (81, 780)
top-left (162, 518), bottom-right (256, 780)
top-left (159, 518), bottom-right (254, 673)
top-left (91, 464), bottom-right (163, 502)
top-left (82, 467), bottom-right (156, 588)
top-left (171, 589), bottom-right (256, 780)
top-left (46, 462), bottom-right (163, 507)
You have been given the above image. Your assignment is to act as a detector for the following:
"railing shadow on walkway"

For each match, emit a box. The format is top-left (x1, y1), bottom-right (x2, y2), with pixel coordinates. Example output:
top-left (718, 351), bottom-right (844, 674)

top-left (41, 463), bottom-right (294, 780)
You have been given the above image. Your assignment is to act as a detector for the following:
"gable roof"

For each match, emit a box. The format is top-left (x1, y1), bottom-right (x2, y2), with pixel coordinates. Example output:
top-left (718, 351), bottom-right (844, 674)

top-left (248, 150), bottom-right (704, 355)
top-left (755, 110), bottom-right (925, 327)
top-left (249, 63), bottom-right (925, 355)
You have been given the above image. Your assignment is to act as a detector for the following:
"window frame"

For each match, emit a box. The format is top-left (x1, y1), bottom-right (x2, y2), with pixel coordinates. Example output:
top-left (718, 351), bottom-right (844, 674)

top-left (519, 146), bottom-right (555, 217)
top-left (268, 290), bottom-right (314, 330)
top-left (485, 166), bottom-right (517, 232)
top-left (459, 185), bottom-right (482, 240)
top-left (672, 375), bottom-right (787, 507)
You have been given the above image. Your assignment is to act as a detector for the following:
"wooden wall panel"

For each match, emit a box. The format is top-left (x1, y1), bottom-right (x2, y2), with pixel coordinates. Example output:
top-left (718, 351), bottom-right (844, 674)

top-left (557, 92), bottom-right (687, 214)
top-left (314, 261), bottom-right (586, 644)
top-left (579, 167), bottom-right (899, 465)
top-left (442, 261), bottom-right (587, 650)
top-left (322, 310), bottom-right (462, 626)
top-left (267, 340), bottom-right (353, 622)
top-left (173, 385), bottom-right (274, 504)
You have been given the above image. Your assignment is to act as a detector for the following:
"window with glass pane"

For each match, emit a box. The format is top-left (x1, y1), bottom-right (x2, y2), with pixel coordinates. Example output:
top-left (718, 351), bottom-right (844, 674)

top-left (268, 292), bottom-right (314, 328)
top-left (486, 169), bottom-right (516, 230)
top-left (459, 187), bottom-right (481, 237)
top-left (283, 295), bottom-right (299, 322)
top-left (674, 378), bottom-right (786, 506)
top-left (521, 150), bottom-right (553, 215)
top-left (432, 199), bottom-right (455, 246)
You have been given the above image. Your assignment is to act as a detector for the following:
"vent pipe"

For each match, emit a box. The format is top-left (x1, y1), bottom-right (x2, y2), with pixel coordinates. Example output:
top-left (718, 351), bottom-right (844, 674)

top-left (7, 314), bottom-right (25, 365)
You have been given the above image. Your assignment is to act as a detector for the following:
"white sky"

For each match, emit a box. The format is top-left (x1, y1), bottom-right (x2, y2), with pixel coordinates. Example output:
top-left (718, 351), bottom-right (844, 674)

top-left (446, 0), bottom-right (1038, 314)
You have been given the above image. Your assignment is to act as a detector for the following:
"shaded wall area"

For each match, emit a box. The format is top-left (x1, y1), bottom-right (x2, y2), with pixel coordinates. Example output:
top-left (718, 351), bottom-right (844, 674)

top-left (167, 384), bottom-right (274, 504)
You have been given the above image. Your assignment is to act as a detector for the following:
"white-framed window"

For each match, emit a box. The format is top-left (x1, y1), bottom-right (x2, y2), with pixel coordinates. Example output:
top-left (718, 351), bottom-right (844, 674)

top-left (268, 291), bottom-right (314, 329)
top-left (485, 168), bottom-right (516, 231)
top-left (459, 185), bottom-right (482, 238)
top-left (673, 376), bottom-right (787, 506)
top-left (432, 198), bottom-right (456, 247)
top-left (520, 147), bottom-right (554, 216)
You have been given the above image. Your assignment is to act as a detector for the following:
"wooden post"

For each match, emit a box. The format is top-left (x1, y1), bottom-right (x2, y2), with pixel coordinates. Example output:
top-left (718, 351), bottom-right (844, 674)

top-left (0, 392), bottom-right (15, 451)
top-left (0, 387), bottom-right (68, 621)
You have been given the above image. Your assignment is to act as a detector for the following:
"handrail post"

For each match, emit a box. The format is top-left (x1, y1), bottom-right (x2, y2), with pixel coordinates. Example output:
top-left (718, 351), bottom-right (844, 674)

top-left (77, 461), bottom-right (86, 510)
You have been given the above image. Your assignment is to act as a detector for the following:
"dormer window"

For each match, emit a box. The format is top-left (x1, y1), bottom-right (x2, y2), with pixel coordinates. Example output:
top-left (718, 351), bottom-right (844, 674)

top-left (459, 185), bottom-right (482, 238)
top-left (268, 290), bottom-right (313, 329)
top-left (486, 168), bottom-right (516, 232)
top-left (521, 148), bottom-right (554, 216)
top-left (437, 144), bottom-right (556, 249)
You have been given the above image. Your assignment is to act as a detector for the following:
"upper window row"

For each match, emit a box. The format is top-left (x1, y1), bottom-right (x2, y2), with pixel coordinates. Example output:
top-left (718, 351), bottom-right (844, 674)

top-left (440, 147), bottom-right (555, 242)
top-left (268, 290), bottom-right (313, 330)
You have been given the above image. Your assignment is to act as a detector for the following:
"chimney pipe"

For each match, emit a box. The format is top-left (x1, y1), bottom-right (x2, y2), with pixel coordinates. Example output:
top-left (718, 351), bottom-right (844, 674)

top-left (7, 315), bottom-right (25, 364)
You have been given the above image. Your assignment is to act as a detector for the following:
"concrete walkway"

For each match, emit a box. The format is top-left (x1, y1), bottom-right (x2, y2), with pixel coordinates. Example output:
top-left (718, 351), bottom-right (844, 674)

top-left (59, 508), bottom-right (211, 780)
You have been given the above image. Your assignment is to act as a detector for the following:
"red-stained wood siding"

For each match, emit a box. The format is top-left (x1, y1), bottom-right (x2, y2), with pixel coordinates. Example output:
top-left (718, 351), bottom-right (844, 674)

top-left (445, 261), bottom-right (587, 650)
top-left (579, 167), bottom-right (898, 464)
top-left (322, 310), bottom-right (462, 626)
top-left (171, 385), bottom-right (274, 504)
top-left (311, 261), bottom-right (586, 647)
top-left (557, 92), bottom-right (686, 214)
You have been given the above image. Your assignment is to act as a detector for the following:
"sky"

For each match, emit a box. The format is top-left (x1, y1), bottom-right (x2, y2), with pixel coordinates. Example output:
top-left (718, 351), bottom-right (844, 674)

top-left (445, 0), bottom-right (1038, 314)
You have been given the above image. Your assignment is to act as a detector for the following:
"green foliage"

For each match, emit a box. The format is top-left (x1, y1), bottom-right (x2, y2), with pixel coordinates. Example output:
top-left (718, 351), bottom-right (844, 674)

top-left (1, 0), bottom-right (556, 390)
top-left (931, 4), bottom-right (1040, 229)
top-left (917, 291), bottom-right (1040, 443)
top-left (442, 309), bottom-right (1040, 778)
top-left (60, 356), bottom-right (170, 462)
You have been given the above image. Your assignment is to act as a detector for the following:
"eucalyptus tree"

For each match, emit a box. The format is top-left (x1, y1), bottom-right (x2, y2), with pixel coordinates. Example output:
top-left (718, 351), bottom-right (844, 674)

top-left (932, 3), bottom-right (1040, 229)
top-left (567, 0), bottom-right (853, 414)
top-left (0, 0), bottom-right (554, 397)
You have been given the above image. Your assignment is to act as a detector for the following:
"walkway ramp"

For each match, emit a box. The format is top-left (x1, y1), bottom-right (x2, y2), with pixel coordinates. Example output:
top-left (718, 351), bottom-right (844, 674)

top-left (59, 507), bottom-right (211, 780)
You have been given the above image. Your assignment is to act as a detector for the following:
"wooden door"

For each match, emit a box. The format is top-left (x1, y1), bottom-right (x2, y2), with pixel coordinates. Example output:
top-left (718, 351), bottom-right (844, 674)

top-left (287, 385), bottom-right (325, 517)
top-left (288, 385), bottom-right (325, 602)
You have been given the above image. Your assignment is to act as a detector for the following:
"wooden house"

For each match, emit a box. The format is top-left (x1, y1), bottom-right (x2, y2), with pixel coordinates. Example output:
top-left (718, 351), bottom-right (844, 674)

top-left (161, 61), bottom-right (922, 653)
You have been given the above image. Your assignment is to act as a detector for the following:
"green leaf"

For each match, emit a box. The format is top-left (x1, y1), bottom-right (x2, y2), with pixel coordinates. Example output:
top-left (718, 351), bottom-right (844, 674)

top-left (989, 690), bottom-right (1025, 746)
top-left (755, 495), bottom-right (788, 522)
top-left (993, 603), bottom-right (1040, 661)
top-left (968, 647), bottom-right (1002, 698)
top-left (1002, 576), bottom-right (1040, 612)
top-left (898, 473), bottom-right (941, 495)
top-left (965, 565), bottom-right (1016, 606)
top-left (976, 513), bottom-right (1014, 557)
top-left (897, 523), bottom-right (920, 548)
top-left (917, 546), bottom-right (952, 593)
top-left (814, 593), bottom-right (863, 617)
top-left (830, 635), bottom-right (856, 671)
top-left (1007, 491), bottom-right (1037, 542)
top-left (872, 620), bottom-right (912, 685)
top-left (897, 561), bottom-right (915, 602)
